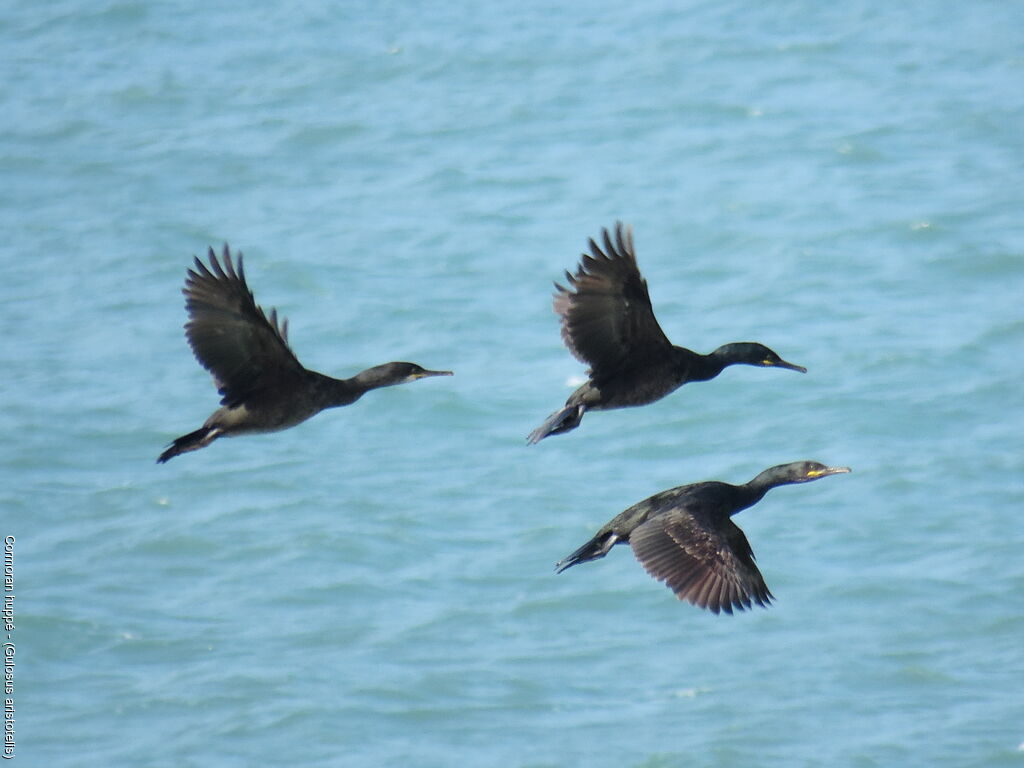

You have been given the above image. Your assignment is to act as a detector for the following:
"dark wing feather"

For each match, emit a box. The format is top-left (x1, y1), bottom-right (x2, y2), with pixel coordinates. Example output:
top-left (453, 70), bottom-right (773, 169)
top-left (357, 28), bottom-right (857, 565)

top-left (629, 508), bottom-right (773, 614)
top-left (183, 245), bottom-right (305, 407)
top-left (553, 222), bottom-right (672, 376)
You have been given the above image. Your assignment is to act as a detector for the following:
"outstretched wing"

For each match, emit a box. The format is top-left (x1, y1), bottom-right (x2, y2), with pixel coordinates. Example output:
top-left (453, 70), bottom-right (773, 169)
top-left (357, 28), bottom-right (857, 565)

top-left (183, 245), bottom-right (305, 407)
top-left (553, 222), bottom-right (673, 377)
top-left (629, 506), bottom-right (773, 614)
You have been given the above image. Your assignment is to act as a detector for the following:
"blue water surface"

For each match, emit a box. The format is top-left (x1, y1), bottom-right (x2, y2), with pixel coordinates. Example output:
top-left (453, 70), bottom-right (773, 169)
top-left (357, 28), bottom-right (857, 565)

top-left (3, 1), bottom-right (1023, 766)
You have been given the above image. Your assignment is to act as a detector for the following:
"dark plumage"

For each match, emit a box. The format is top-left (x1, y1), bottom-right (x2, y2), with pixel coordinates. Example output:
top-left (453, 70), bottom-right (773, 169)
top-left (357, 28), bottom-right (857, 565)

top-left (527, 223), bottom-right (806, 444)
top-left (555, 461), bottom-right (851, 613)
top-left (158, 245), bottom-right (452, 463)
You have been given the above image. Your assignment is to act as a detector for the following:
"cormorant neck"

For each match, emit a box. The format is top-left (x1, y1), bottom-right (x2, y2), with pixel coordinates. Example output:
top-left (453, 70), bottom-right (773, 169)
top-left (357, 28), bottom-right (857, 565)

top-left (738, 467), bottom-right (800, 510)
top-left (673, 346), bottom-right (727, 382)
top-left (347, 363), bottom-right (412, 393)
top-left (710, 343), bottom-right (758, 371)
top-left (310, 372), bottom-right (363, 408)
top-left (313, 363), bottom-right (444, 409)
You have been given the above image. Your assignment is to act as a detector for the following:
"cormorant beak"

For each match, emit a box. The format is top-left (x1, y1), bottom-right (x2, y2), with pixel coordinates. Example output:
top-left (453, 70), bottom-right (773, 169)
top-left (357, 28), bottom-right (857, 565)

top-left (806, 466), bottom-right (851, 478)
top-left (413, 369), bottom-right (454, 380)
top-left (766, 359), bottom-right (807, 373)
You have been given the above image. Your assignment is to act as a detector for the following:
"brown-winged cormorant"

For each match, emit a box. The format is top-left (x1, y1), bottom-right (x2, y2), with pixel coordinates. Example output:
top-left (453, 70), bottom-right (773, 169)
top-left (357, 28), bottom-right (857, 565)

top-left (527, 223), bottom-right (806, 444)
top-left (555, 461), bottom-right (851, 613)
top-left (157, 245), bottom-right (452, 463)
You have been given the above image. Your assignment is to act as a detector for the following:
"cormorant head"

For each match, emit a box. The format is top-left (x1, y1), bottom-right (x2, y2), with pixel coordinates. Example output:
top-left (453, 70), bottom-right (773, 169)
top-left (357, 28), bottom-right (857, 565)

top-left (370, 362), bottom-right (454, 388)
top-left (716, 342), bottom-right (807, 373)
top-left (766, 461), bottom-right (851, 486)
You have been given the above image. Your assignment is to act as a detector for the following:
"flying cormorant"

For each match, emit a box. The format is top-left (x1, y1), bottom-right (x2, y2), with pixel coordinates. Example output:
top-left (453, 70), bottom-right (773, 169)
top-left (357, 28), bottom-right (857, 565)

top-left (158, 246), bottom-right (451, 463)
top-left (527, 223), bottom-right (805, 444)
top-left (555, 461), bottom-right (851, 613)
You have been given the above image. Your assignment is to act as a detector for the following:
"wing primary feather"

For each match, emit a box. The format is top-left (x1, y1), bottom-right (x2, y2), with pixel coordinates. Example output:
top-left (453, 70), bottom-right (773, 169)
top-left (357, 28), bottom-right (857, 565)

top-left (208, 247), bottom-right (225, 280)
top-left (615, 222), bottom-right (633, 259)
top-left (602, 228), bottom-right (617, 260)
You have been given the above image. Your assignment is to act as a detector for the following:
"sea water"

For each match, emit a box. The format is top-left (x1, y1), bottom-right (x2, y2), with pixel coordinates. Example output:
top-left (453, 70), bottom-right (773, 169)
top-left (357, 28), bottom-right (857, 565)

top-left (2, 1), bottom-right (1023, 766)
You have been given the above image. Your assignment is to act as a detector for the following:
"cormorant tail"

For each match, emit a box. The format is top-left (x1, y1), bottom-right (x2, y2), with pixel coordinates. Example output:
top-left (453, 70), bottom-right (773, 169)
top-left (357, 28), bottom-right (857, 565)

top-left (157, 425), bottom-right (220, 463)
top-left (526, 404), bottom-right (585, 445)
